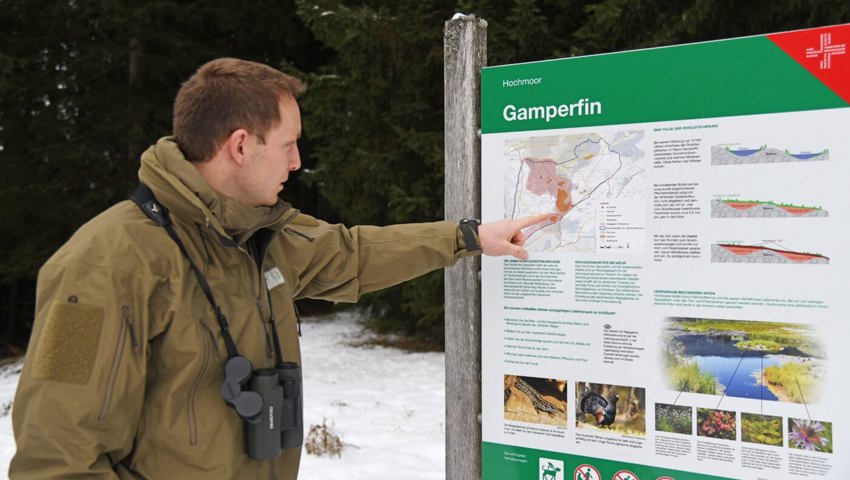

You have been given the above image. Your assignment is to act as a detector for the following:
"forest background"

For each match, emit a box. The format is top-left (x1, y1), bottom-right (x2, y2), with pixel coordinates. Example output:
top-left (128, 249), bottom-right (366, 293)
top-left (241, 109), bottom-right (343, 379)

top-left (1, 0), bottom-right (848, 354)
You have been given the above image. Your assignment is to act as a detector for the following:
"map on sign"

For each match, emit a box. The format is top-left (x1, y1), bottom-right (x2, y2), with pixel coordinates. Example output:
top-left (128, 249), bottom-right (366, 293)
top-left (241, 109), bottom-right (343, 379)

top-left (505, 130), bottom-right (646, 253)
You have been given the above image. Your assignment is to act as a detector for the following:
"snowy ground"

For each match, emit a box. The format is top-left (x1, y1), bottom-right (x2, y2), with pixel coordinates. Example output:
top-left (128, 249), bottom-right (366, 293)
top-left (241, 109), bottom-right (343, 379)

top-left (0, 311), bottom-right (446, 479)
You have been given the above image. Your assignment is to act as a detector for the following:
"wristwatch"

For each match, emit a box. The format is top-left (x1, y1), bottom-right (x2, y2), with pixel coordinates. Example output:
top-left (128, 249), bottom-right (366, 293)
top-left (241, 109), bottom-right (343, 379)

top-left (459, 218), bottom-right (482, 252)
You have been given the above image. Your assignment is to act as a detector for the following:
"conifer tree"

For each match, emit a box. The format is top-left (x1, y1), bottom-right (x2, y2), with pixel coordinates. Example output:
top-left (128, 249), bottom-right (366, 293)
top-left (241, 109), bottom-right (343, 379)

top-left (0, 0), bottom-right (327, 349)
top-left (1, 0), bottom-right (847, 351)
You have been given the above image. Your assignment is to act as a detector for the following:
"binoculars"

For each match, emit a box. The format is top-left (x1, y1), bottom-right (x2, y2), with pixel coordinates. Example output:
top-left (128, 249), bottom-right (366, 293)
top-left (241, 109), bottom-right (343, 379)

top-left (221, 356), bottom-right (303, 460)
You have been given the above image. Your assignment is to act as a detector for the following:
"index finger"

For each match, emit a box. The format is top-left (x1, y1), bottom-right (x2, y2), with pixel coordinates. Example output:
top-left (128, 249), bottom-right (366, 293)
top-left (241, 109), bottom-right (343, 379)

top-left (513, 213), bottom-right (551, 229)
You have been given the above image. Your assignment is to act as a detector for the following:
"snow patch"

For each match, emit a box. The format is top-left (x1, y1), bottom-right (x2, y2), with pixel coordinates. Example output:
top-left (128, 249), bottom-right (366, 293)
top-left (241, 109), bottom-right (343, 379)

top-left (0, 312), bottom-right (445, 480)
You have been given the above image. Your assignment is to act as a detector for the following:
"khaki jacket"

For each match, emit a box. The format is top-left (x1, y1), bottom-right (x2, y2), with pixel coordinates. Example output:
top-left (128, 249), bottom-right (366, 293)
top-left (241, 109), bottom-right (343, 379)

top-left (11, 137), bottom-right (474, 479)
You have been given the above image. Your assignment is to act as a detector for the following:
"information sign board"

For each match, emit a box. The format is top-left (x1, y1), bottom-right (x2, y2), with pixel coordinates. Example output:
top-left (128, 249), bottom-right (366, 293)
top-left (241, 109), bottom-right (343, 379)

top-left (481, 24), bottom-right (849, 480)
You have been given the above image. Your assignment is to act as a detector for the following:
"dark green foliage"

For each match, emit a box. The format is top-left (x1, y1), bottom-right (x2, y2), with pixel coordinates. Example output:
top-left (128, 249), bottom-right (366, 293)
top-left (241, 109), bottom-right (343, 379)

top-left (295, 0), bottom-right (449, 226)
top-left (1, 0), bottom-right (848, 352)
top-left (294, 1), bottom-right (453, 349)
top-left (0, 0), bottom-right (330, 349)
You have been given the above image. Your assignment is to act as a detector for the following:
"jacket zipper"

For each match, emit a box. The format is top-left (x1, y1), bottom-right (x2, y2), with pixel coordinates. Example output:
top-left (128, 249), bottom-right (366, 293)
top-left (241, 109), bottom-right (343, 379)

top-left (99, 305), bottom-right (135, 421)
top-left (188, 324), bottom-right (212, 446)
top-left (127, 315), bottom-right (140, 354)
top-left (243, 244), bottom-right (276, 360)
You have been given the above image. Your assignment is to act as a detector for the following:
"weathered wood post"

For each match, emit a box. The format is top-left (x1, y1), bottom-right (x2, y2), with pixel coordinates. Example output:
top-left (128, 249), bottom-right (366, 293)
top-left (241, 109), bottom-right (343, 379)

top-left (444, 14), bottom-right (487, 480)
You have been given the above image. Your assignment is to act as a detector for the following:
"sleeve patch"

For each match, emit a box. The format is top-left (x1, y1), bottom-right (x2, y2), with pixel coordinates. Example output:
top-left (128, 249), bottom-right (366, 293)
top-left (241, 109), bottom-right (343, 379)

top-left (32, 302), bottom-right (105, 385)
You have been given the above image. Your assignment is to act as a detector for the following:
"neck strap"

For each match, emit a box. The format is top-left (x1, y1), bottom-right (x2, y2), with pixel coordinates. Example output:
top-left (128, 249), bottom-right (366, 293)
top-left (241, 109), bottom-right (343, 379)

top-left (131, 184), bottom-right (243, 359)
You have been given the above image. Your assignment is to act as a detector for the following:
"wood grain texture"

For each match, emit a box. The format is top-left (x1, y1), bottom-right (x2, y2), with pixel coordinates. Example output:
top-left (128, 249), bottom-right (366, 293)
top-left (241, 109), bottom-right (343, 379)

top-left (444, 15), bottom-right (486, 480)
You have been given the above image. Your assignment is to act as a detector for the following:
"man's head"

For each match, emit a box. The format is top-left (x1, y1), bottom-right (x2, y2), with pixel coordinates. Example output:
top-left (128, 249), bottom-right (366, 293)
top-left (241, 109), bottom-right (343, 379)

top-left (174, 58), bottom-right (305, 206)
top-left (174, 58), bottom-right (305, 163)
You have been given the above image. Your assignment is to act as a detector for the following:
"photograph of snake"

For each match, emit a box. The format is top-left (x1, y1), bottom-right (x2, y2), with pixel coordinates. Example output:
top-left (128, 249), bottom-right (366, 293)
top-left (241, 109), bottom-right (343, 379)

top-left (575, 382), bottom-right (646, 435)
top-left (503, 375), bottom-right (568, 426)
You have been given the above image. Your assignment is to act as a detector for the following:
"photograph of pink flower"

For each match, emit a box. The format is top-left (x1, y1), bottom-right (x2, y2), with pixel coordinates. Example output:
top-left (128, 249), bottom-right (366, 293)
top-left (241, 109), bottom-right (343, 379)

top-left (697, 408), bottom-right (737, 441)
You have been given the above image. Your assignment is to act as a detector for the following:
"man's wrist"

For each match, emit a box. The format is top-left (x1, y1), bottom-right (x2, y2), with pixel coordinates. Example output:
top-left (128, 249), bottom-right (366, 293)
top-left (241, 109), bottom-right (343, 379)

top-left (458, 218), bottom-right (481, 252)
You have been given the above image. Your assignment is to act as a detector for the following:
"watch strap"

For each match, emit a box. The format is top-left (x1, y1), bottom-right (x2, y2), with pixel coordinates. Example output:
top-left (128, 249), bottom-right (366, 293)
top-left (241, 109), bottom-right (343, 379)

top-left (459, 218), bottom-right (481, 252)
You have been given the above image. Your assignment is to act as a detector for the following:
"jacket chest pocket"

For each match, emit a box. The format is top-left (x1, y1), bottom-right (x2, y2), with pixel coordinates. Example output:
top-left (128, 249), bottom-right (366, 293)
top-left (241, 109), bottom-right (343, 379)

top-left (187, 322), bottom-right (217, 446)
top-left (98, 305), bottom-right (141, 421)
top-left (183, 286), bottom-right (228, 447)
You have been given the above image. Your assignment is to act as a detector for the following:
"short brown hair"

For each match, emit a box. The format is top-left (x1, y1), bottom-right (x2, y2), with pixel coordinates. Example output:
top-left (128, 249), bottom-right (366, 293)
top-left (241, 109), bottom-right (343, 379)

top-left (173, 58), bottom-right (306, 162)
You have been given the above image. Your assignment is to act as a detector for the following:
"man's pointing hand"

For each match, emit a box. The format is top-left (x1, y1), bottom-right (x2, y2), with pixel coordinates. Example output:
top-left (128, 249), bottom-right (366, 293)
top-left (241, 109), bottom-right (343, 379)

top-left (478, 213), bottom-right (551, 260)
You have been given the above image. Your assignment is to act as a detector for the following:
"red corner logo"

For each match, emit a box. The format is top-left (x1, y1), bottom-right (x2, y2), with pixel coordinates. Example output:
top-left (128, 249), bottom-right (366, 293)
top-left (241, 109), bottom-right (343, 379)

top-left (805, 32), bottom-right (846, 70)
top-left (768, 24), bottom-right (850, 104)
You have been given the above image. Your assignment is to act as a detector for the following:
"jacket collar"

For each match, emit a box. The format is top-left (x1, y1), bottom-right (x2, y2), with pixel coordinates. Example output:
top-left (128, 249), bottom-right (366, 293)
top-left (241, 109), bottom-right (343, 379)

top-left (138, 137), bottom-right (296, 245)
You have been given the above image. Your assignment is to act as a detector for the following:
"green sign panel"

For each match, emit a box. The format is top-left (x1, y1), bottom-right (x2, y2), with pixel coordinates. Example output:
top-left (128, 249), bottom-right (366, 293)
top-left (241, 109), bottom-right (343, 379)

top-left (481, 24), bottom-right (849, 480)
top-left (482, 29), bottom-right (848, 134)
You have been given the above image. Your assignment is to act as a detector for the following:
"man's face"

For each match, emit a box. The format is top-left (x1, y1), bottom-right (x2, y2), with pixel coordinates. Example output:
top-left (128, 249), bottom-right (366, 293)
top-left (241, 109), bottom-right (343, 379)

top-left (237, 95), bottom-right (302, 206)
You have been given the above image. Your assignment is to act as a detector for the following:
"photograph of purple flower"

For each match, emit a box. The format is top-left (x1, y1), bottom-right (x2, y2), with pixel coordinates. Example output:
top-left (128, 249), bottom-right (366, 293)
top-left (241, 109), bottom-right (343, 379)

top-left (788, 418), bottom-right (833, 453)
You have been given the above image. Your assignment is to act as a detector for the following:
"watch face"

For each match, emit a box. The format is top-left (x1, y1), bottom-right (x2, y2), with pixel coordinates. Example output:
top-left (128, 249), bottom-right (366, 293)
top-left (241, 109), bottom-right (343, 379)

top-left (461, 219), bottom-right (480, 238)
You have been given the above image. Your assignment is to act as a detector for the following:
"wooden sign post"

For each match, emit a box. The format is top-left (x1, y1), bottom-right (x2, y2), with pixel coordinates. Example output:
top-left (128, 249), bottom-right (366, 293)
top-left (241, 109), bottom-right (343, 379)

top-left (444, 14), bottom-right (487, 480)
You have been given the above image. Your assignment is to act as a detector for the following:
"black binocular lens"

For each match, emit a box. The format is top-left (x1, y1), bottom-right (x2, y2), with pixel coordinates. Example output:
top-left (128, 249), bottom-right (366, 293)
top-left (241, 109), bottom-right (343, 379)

top-left (221, 355), bottom-right (253, 406)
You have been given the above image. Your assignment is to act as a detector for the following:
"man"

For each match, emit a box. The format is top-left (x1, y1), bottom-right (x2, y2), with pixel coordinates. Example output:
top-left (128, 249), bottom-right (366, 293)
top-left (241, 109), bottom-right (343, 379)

top-left (10, 58), bottom-right (544, 479)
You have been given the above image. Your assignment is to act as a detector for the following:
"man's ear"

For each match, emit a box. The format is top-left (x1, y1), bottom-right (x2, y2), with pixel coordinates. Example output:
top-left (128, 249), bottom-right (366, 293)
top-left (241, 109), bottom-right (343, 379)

top-left (226, 128), bottom-right (251, 165)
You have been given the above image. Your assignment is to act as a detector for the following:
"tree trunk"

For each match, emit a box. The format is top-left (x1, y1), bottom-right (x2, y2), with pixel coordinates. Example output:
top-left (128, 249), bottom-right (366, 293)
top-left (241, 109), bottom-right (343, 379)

top-left (127, 29), bottom-right (141, 174)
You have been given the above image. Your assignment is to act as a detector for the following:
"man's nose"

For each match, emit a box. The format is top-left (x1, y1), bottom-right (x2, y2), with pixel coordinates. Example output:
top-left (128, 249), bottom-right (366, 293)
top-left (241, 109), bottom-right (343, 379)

top-left (289, 144), bottom-right (301, 171)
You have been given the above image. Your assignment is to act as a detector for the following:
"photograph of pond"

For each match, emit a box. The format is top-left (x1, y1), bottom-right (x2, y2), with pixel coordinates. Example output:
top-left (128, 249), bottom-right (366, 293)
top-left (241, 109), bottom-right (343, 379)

top-left (741, 413), bottom-right (783, 446)
top-left (662, 317), bottom-right (824, 404)
top-left (576, 382), bottom-right (646, 436)
top-left (697, 408), bottom-right (737, 440)
top-left (655, 403), bottom-right (692, 435)
top-left (788, 418), bottom-right (833, 453)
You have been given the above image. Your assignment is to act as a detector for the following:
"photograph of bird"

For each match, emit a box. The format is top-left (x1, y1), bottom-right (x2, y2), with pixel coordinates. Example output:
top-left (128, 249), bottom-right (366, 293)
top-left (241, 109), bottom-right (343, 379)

top-left (580, 391), bottom-right (619, 427)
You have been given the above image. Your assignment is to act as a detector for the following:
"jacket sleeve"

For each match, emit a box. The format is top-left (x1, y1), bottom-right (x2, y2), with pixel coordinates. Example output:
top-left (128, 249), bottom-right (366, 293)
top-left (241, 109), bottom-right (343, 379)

top-left (290, 216), bottom-right (478, 302)
top-left (10, 260), bottom-right (149, 479)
